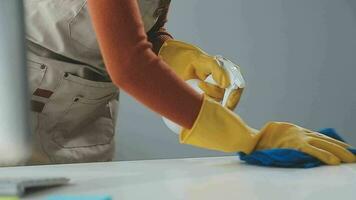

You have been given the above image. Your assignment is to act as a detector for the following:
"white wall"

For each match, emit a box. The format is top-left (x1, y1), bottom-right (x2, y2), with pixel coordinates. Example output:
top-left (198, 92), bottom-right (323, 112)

top-left (115, 0), bottom-right (356, 161)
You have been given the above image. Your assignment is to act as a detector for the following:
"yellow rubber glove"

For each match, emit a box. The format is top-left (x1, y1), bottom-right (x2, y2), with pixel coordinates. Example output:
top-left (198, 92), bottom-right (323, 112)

top-left (181, 96), bottom-right (356, 165)
top-left (158, 40), bottom-right (243, 109)
top-left (256, 122), bottom-right (355, 165)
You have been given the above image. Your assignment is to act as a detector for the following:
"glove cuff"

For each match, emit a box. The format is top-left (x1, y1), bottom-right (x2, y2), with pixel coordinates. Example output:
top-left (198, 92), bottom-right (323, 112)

top-left (180, 95), bottom-right (258, 153)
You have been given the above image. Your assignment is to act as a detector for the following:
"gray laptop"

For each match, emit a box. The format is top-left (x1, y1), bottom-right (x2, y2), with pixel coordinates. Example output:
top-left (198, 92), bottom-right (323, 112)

top-left (0, 0), bottom-right (68, 196)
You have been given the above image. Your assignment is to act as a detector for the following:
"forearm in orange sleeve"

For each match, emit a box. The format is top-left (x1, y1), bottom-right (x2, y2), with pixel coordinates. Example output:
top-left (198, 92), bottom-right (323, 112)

top-left (87, 0), bottom-right (202, 129)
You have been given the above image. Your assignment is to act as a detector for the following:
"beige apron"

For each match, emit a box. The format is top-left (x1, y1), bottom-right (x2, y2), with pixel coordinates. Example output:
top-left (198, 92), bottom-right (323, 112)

top-left (25, 0), bottom-right (168, 164)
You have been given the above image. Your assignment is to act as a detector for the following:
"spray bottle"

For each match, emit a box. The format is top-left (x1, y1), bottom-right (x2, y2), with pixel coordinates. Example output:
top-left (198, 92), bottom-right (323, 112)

top-left (162, 55), bottom-right (246, 134)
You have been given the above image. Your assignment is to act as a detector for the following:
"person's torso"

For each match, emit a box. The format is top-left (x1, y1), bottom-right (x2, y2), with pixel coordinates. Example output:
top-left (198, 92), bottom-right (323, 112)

top-left (24, 0), bottom-right (168, 71)
top-left (24, 0), bottom-right (170, 164)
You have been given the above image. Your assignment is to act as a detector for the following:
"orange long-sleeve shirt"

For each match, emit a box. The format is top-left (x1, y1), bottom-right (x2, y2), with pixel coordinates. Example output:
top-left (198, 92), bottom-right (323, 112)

top-left (87, 0), bottom-right (202, 129)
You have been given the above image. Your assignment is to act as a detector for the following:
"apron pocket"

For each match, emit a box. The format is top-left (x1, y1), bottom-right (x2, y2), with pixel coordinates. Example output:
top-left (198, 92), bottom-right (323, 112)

top-left (52, 95), bottom-right (114, 148)
top-left (26, 52), bottom-right (117, 162)
top-left (49, 73), bottom-right (116, 149)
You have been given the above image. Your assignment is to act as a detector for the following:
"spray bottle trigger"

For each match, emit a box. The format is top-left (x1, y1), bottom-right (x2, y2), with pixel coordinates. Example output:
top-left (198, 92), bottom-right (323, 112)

top-left (205, 75), bottom-right (216, 85)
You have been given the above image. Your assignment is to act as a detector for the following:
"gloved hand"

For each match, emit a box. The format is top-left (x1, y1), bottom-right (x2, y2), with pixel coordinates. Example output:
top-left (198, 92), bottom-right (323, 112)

top-left (158, 39), bottom-right (243, 110)
top-left (180, 95), bottom-right (356, 165)
top-left (255, 122), bottom-right (355, 165)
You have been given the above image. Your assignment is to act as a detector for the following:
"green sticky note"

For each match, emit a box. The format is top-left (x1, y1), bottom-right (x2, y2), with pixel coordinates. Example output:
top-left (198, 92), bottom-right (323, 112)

top-left (0, 197), bottom-right (19, 200)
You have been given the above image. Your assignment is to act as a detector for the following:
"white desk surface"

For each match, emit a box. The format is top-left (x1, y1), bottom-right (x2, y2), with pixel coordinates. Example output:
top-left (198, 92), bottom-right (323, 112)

top-left (1, 156), bottom-right (356, 200)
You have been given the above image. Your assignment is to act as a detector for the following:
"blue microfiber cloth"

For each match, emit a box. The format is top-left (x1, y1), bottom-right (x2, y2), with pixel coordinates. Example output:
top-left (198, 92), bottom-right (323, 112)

top-left (238, 128), bottom-right (356, 168)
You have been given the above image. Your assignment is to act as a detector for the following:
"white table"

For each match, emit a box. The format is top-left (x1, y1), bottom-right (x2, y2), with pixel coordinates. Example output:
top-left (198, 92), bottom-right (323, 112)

top-left (1, 156), bottom-right (356, 200)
